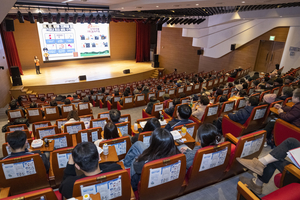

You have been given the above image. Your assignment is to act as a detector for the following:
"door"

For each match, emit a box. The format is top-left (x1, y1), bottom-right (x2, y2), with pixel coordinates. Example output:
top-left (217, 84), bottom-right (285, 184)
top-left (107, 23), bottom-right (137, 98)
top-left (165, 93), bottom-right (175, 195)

top-left (254, 40), bottom-right (285, 73)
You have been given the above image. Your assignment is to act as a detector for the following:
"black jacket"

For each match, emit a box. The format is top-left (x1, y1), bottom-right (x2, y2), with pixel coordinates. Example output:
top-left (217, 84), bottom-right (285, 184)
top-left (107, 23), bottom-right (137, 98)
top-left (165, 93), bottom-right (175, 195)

top-left (131, 160), bottom-right (146, 191)
top-left (228, 106), bottom-right (255, 125)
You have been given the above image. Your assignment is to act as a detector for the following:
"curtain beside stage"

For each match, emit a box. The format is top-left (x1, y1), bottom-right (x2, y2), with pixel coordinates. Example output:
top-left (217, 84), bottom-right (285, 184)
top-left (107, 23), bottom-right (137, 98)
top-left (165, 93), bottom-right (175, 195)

top-left (1, 29), bottom-right (23, 75)
top-left (136, 22), bottom-right (150, 62)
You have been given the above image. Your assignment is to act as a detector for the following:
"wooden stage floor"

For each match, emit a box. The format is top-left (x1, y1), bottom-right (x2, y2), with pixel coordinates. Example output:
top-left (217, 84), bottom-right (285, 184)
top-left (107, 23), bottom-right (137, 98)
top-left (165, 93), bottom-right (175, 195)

top-left (20, 60), bottom-right (155, 94)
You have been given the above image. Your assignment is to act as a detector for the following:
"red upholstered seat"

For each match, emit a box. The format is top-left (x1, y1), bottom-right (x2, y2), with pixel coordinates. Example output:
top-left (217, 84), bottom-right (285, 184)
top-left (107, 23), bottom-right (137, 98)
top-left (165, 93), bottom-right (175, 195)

top-left (274, 173), bottom-right (282, 188)
top-left (262, 183), bottom-right (300, 200)
top-left (273, 119), bottom-right (300, 146)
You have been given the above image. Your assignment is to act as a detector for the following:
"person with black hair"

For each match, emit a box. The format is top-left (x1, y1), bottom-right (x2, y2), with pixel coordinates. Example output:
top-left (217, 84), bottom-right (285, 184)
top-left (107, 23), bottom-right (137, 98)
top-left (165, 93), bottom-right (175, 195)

top-left (274, 78), bottom-right (283, 87)
top-left (165, 104), bottom-right (194, 131)
top-left (131, 118), bottom-right (161, 144)
top-left (82, 96), bottom-right (93, 108)
top-left (156, 85), bottom-right (162, 95)
top-left (164, 98), bottom-right (181, 117)
top-left (72, 94), bottom-right (79, 100)
top-left (275, 87), bottom-right (293, 101)
top-left (191, 95), bottom-right (209, 120)
top-left (59, 142), bottom-right (122, 198)
top-left (230, 69), bottom-right (237, 78)
top-left (145, 96), bottom-right (159, 114)
top-left (227, 82), bottom-right (233, 89)
top-left (215, 89), bottom-right (223, 97)
top-left (242, 82), bottom-right (248, 90)
top-left (266, 79), bottom-right (274, 90)
top-left (29, 102), bottom-right (45, 116)
top-left (119, 90), bottom-right (129, 105)
top-left (234, 80), bottom-right (239, 85)
top-left (94, 122), bottom-right (120, 146)
top-left (2, 131), bottom-right (49, 173)
top-left (284, 75), bottom-right (295, 85)
top-left (180, 124), bottom-right (222, 169)
top-left (64, 99), bottom-right (71, 105)
top-left (219, 95), bottom-right (228, 110)
top-left (5, 100), bottom-right (26, 116)
top-left (141, 86), bottom-right (149, 98)
top-left (251, 72), bottom-right (260, 80)
top-left (123, 128), bottom-right (180, 191)
top-left (65, 110), bottom-right (80, 124)
top-left (109, 109), bottom-right (121, 124)
top-left (49, 100), bottom-right (62, 116)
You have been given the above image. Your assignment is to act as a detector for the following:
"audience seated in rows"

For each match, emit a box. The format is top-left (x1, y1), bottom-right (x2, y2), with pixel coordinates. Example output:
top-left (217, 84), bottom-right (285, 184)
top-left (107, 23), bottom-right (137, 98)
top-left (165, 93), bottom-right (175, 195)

top-left (145, 96), bottom-right (160, 114)
top-left (94, 122), bottom-right (120, 145)
top-left (65, 110), bottom-right (80, 124)
top-left (131, 118), bottom-right (161, 144)
top-left (109, 109), bottom-right (121, 124)
top-left (164, 98), bottom-right (181, 117)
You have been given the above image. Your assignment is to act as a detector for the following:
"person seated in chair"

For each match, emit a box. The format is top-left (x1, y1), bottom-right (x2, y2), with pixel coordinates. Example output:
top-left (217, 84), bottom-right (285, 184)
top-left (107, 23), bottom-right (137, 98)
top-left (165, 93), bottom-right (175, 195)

top-left (162, 94), bottom-right (171, 108)
top-left (237, 138), bottom-right (300, 195)
top-left (164, 98), bottom-right (181, 117)
top-left (145, 96), bottom-right (160, 115)
top-left (275, 87), bottom-right (293, 101)
top-left (2, 131), bottom-right (49, 173)
top-left (82, 96), bottom-right (93, 108)
top-left (49, 100), bottom-right (62, 116)
top-left (59, 142), bottom-right (122, 199)
top-left (191, 95), bottom-right (209, 121)
top-left (65, 110), bottom-right (80, 124)
top-left (119, 90), bottom-right (129, 105)
top-left (29, 102), bottom-right (45, 117)
top-left (109, 109), bottom-right (121, 124)
top-left (165, 104), bottom-right (194, 131)
top-left (131, 118), bottom-right (161, 144)
top-left (274, 77), bottom-right (283, 88)
top-left (5, 100), bottom-right (26, 116)
top-left (94, 122), bottom-right (120, 145)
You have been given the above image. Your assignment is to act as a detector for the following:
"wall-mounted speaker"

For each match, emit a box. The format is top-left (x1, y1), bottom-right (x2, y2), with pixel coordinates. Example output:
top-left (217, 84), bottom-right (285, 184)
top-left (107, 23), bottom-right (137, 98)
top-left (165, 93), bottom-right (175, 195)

top-left (3, 19), bottom-right (14, 32)
top-left (197, 49), bottom-right (203, 55)
top-left (12, 77), bottom-right (22, 86)
top-left (79, 75), bottom-right (86, 81)
top-left (123, 69), bottom-right (130, 74)
top-left (11, 66), bottom-right (20, 78)
top-left (154, 54), bottom-right (159, 63)
top-left (231, 44), bottom-right (236, 51)
top-left (156, 23), bottom-right (162, 31)
top-left (152, 62), bottom-right (159, 68)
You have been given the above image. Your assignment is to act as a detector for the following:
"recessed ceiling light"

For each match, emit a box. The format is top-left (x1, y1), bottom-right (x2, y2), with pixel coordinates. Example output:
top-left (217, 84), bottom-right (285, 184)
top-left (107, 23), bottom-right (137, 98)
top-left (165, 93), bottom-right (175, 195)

top-left (156, 6), bottom-right (159, 7)
top-left (62, 0), bottom-right (73, 3)
top-left (242, 1), bottom-right (245, 3)
top-left (121, 7), bottom-right (124, 9)
top-left (280, 16), bottom-right (282, 17)
top-left (196, 4), bottom-right (199, 6)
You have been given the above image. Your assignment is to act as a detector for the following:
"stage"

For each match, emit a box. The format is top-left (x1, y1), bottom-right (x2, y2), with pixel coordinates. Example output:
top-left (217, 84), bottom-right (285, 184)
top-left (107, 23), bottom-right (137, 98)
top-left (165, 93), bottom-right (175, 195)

top-left (15, 60), bottom-right (155, 95)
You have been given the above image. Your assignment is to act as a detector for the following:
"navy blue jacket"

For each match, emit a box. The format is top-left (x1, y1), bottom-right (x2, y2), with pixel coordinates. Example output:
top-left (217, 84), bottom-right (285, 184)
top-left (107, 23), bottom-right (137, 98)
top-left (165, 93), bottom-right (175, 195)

top-left (164, 106), bottom-right (175, 117)
top-left (165, 118), bottom-right (194, 131)
top-left (228, 106), bottom-right (255, 125)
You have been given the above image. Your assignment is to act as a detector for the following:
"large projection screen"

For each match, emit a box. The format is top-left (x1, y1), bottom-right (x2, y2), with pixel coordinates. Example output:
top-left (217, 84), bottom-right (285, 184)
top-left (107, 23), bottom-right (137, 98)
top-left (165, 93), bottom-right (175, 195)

top-left (37, 22), bottom-right (110, 62)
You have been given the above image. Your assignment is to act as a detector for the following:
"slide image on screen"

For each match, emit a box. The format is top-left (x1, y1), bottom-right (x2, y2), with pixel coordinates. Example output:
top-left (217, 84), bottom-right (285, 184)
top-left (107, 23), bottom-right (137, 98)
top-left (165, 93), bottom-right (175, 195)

top-left (37, 22), bottom-right (110, 61)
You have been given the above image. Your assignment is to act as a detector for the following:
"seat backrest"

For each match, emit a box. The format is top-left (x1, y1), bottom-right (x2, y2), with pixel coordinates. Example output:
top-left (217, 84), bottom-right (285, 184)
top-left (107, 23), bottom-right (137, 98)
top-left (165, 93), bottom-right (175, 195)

top-left (90, 118), bottom-right (108, 130)
top-left (136, 116), bottom-right (156, 128)
top-left (157, 90), bottom-right (166, 101)
top-left (55, 118), bottom-right (68, 133)
top-left (64, 121), bottom-right (85, 135)
top-left (7, 109), bottom-right (25, 122)
top-left (181, 97), bottom-right (190, 104)
top-left (274, 119), bottom-right (300, 146)
top-left (139, 154), bottom-right (186, 200)
top-left (147, 92), bottom-right (156, 101)
top-left (2, 187), bottom-right (58, 200)
top-left (193, 84), bottom-right (201, 93)
top-left (135, 94), bottom-right (147, 106)
top-left (247, 87), bottom-right (255, 95)
top-left (36, 125), bottom-right (59, 139)
top-left (27, 108), bottom-right (44, 123)
top-left (235, 97), bottom-right (246, 110)
top-left (7, 124), bottom-right (28, 132)
top-left (32, 121), bottom-right (52, 136)
top-left (99, 136), bottom-right (131, 160)
top-left (50, 147), bottom-right (73, 186)
top-left (77, 127), bottom-right (102, 143)
top-left (244, 105), bottom-right (268, 128)
top-left (283, 97), bottom-right (292, 106)
top-left (78, 102), bottom-right (91, 116)
top-left (43, 133), bottom-right (73, 149)
top-left (219, 100), bottom-right (235, 117)
top-left (151, 102), bottom-right (164, 118)
top-left (44, 106), bottom-right (60, 120)
top-left (72, 169), bottom-right (131, 199)
top-left (119, 114), bottom-right (131, 125)
top-left (176, 87), bottom-right (185, 96)
top-left (202, 103), bottom-right (220, 123)
top-left (173, 123), bottom-right (197, 139)
top-left (122, 96), bottom-right (134, 109)
top-left (79, 114), bottom-right (94, 125)
top-left (61, 104), bottom-right (75, 118)
top-left (115, 121), bottom-right (131, 136)
top-left (0, 154), bottom-right (50, 195)
top-left (272, 87), bottom-right (280, 96)
top-left (97, 111), bottom-right (110, 119)
top-left (259, 90), bottom-right (271, 102)
top-left (138, 131), bottom-right (153, 147)
top-left (185, 142), bottom-right (231, 193)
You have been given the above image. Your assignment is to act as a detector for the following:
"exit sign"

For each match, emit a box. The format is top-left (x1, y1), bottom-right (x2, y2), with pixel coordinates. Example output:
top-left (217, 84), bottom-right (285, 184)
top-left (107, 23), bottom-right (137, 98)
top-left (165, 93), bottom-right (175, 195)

top-left (270, 36), bottom-right (275, 41)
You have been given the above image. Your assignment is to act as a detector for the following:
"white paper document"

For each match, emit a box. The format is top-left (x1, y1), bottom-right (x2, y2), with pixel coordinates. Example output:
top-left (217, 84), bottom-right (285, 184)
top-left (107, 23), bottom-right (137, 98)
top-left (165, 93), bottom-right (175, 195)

top-left (9, 127), bottom-right (24, 131)
top-left (169, 90), bottom-right (175, 95)
top-left (66, 124), bottom-right (82, 134)
top-left (159, 92), bottom-right (165, 97)
top-left (159, 119), bottom-right (167, 126)
top-left (92, 120), bottom-right (107, 129)
top-left (143, 135), bottom-right (151, 147)
top-left (57, 153), bottom-right (71, 169)
top-left (178, 88), bottom-right (184, 93)
top-left (253, 108), bottom-right (267, 120)
top-left (63, 106), bottom-right (73, 112)
top-left (168, 102), bottom-right (173, 108)
top-left (207, 106), bottom-right (218, 116)
top-left (139, 121), bottom-right (147, 129)
top-left (80, 176), bottom-right (122, 199)
top-left (9, 111), bottom-right (22, 119)
top-left (81, 132), bottom-right (88, 142)
top-left (100, 114), bottom-right (110, 119)
top-left (154, 104), bottom-right (163, 112)
top-left (57, 121), bottom-right (67, 129)
top-left (241, 137), bottom-right (264, 158)
top-left (137, 95), bottom-right (144, 101)
top-left (46, 107), bottom-right (56, 114)
top-left (170, 130), bottom-right (182, 140)
top-left (238, 100), bottom-right (246, 108)
top-left (199, 147), bottom-right (228, 171)
top-left (125, 97), bottom-right (132, 103)
top-left (119, 117), bottom-right (128, 122)
top-left (53, 136), bottom-right (68, 149)
top-left (148, 160), bottom-right (181, 188)
top-left (110, 140), bottom-right (126, 155)
top-left (79, 104), bottom-right (89, 110)
top-left (3, 159), bottom-right (37, 179)
top-left (28, 109), bottom-right (39, 116)
top-left (187, 127), bottom-right (194, 137)
top-left (39, 128), bottom-right (56, 139)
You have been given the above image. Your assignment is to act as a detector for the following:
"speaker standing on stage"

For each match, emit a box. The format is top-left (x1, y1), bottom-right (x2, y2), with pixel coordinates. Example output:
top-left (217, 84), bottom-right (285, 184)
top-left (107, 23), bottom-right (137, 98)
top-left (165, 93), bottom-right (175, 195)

top-left (34, 56), bottom-right (41, 75)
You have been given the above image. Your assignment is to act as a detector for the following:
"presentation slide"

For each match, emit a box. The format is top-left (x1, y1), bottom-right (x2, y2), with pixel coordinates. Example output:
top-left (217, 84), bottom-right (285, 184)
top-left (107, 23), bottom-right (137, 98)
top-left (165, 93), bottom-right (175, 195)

top-left (36, 22), bottom-right (110, 61)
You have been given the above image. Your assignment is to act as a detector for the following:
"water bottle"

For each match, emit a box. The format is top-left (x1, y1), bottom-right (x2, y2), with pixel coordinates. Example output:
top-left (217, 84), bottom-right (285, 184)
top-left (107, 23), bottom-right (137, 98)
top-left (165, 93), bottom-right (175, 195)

top-left (181, 125), bottom-right (187, 137)
top-left (83, 194), bottom-right (91, 200)
top-left (103, 143), bottom-right (109, 155)
top-left (134, 122), bottom-right (138, 131)
top-left (61, 125), bottom-right (64, 133)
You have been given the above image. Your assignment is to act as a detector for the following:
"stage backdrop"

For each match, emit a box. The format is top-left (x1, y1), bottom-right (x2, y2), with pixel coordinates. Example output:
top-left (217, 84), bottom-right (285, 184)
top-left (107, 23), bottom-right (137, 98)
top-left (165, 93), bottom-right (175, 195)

top-left (13, 20), bottom-right (136, 70)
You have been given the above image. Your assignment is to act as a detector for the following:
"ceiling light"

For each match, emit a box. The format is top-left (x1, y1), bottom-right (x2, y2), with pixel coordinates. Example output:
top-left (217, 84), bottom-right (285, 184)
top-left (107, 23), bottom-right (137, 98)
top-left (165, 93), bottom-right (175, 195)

top-left (196, 4), bottom-right (199, 6)
top-left (242, 1), bottom-right (245, 3)
top-left (121, 7), bottom-right (124, 9)
top-left (38, 12), bottom-right (43, 23)
top-left (73, 13), bottom-right (78, 23)
top-left (17, 11), bottom-right (24, 23)
top-left (28, 12), bottom-right (35, 23)
top-left (64, 13), bottom-right (69, 23)
top-left (156, 6), bottom-right (159, 7)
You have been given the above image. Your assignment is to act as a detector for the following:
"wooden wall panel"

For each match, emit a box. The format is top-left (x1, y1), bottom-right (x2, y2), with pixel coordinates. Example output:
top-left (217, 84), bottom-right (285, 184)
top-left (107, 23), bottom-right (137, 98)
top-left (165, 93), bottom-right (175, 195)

top-left (0, 32), bottom-right (12, 107)
top-left (13, 20), bottom-right (136, 70)
top-left (198, 27), bottom-right (290, 72)
top-left (159, 27), bottom-right (200, 74)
